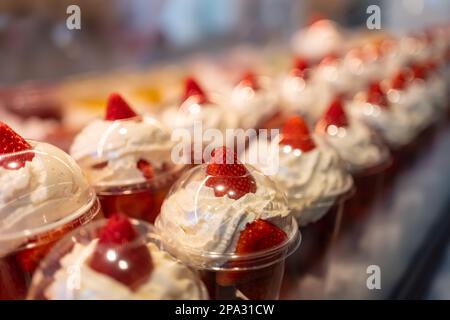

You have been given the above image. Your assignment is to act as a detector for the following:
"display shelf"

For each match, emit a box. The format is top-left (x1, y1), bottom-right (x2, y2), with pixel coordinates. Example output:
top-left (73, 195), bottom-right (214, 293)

top-left (281, 123), bottom-right (450, 300)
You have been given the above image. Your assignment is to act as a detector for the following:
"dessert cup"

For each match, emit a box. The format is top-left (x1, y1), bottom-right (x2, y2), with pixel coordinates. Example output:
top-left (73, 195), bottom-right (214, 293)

top-left (0, 140), bottom-right (100, 300)
top-left (315, 99), bottom-right (391, 227)
top-left (28, 217), bottom-right (208, 300)
top-left (243, 115), bottom-right (353, 296)
top-left (70, 94), bottom-right (184, 223)
top-left (155, 152), bottom-right (300, 300)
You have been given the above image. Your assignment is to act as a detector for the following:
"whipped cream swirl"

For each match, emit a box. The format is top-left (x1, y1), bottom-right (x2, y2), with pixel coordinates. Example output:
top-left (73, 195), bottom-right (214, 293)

top-left (322, 119), bottom-right (389, 174)
top-left (349, 100), bottom-right (425, 148)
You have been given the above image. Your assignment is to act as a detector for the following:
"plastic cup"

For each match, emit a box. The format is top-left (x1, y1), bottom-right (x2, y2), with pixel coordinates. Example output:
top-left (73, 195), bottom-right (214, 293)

top-left (342, 155), bottom-right (391, 229)
top-left (156, 164), bottom-right (301, 300)
top-left (285, 187), bottom-right (353, 299)
top-left (27, 218), bottom-right (208, 300)
top-left (0, 142), bottom-right (100, 299)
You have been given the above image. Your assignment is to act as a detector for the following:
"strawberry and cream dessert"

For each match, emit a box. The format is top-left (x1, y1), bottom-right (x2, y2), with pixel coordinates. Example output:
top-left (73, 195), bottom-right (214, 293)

top-left (161, 77), bottom-right (231, 135)
top-left (316, 98), bottom-right (390, 175)
top-left (156, 147), bottom-right (300, 300)
top-left (0, 122), bottom-right (100, 300)
top-left (226, 71), bottom-right (280, 130)
top-left (70, 93), bottom-right (183, 223)
top-left (28, 214), bottom-right (207, 300)
top-left (316, 98), bottom-right (390, 222)
top-left (386, 69), bottom-right (436, 139)
top-left (279, 57), bottom-right (321, 125)
top-left (291, 19), bottom-right (343, 63)
top-left (245, 116), bottom-right (352, 286)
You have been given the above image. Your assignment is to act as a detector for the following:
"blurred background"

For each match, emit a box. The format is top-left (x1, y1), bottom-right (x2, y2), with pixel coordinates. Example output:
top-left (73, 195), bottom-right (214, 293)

top-left (0, 0), bottom-right (449, 84)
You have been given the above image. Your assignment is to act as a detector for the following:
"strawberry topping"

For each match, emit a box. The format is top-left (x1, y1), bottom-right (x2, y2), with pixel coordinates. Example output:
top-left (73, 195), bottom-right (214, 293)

top-left (279, 116), bottom-right (316, 152)
top-left (205, 147), bottom-right (257, 200)
top-left (0, 122), bottom-right (34, 170)
top-left (316, 98), bottom-right (349, 134)
top-left (239, 71), bottom-right (260, 90)
top-left (89, 214), bottom-right (153, 290)
top-left (367, 82), bottom-right (389, 108)
top-left (235, 219), bottom-right (287, 254)
top-left (105, 93), bottom-right (137, 121)
top-left (181, 77), bottom-right (209, 105)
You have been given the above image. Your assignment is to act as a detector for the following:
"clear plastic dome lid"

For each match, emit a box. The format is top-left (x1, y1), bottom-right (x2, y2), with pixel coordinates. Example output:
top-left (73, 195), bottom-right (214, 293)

top-left (0, 140), bottom-right (97, 256)
top-left (28, 215), bottom-right (208, 300)
top-left (155, 147), bottom-right (300, 270)
top-left (69, 93), bottom-right (183, 192)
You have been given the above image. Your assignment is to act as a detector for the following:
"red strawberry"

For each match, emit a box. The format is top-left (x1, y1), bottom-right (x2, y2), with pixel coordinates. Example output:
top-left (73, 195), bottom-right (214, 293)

top-left (235, 219), bottom-right (287, 254)
top-left (216, 219), bottom-right (287, 288)
top-left (391, 70), bottom-right (408, 90)
top-left (181, 77), bottom-right (209, 104)
top-left (105, 93), bottom-right (137, 121)
top-left (137, 159), bottom-right (154, 180)
top-left (205, 147), bottom-right (256, 200)
top-left (367, 82), bottom-right (389, 108)
top-left (316, 98), bottom-right (349, 134)
top-left (279, 116), bottom-right (316, 152)
top-left (89, 214), bottom-right (153, 290)
top-left (239, 71), bottom-right (260, 90)
top-left (0, 122), bottom-right (34, 170)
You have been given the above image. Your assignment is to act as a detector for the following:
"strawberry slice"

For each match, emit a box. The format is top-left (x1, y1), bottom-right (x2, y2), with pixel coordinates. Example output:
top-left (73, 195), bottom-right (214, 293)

top-left (235, 219), bottom-right (287, 254)
top-left (316, 97), bottom-right (349, 134)
top-left (205, 147), bottom-right (256, 200)
top-left (181, 76), bottom-right (209, 105)
top-left (238, 71), bottom-right (260, 90)
top-left (89, 214), bottom-right (153, 290)
top-left (216, 219), bottom-right (287, 289)
top-left (279, 115), bottom-right (316, 152)
top-left (105, 93), bottom-right (137, 121)
top-left (0, 121), bottom-right (34, 170)
top-left (137, 159), bottom-right (154, 180)
top-left (367, 82), bottom-right (389, 108)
